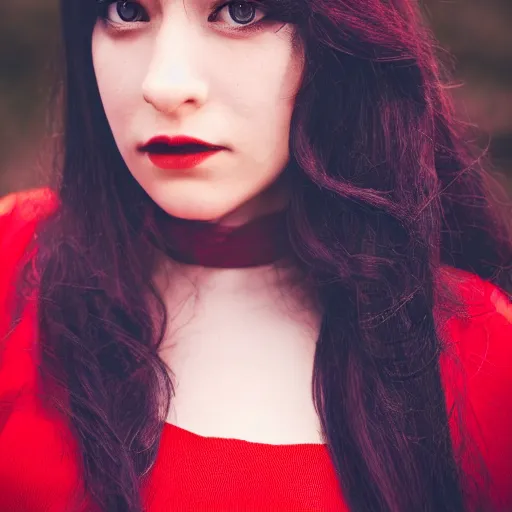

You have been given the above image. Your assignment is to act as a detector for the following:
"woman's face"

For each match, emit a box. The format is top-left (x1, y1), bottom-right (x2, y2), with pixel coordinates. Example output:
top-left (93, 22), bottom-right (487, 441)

top-left (92, 0), bottom-right (304, 225)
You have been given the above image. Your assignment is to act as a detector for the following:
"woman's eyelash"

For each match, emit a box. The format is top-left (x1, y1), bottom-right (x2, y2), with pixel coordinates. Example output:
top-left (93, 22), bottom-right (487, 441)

top-left (95, 0), bottom-right (148, 23)
top-left (208, 1), bottom-right (263, 24)
top-left (94, 0), bottom-right (279, 32)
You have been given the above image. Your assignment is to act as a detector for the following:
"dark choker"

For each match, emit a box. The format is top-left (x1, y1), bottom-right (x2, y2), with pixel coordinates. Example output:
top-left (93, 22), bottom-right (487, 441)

top-left (158, 210), bottom-right (290, 268)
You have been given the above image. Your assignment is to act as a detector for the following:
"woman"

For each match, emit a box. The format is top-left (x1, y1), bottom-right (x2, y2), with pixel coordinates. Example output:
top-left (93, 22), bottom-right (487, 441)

top-left (0, 0), bottom-right (511, 511)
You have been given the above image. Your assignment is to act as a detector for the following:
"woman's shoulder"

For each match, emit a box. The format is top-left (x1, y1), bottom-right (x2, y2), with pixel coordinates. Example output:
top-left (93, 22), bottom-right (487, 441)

top-left (440, 268), bottom-right (512, 509)
top-left (439, 266), bottom-right (512, 380)
top-left (440, 266), bottom-right (512, 346)
top-left (0, 187), bottom-right (58, 268)
top-left (0, 188), bottom-right (58, 331)
top-left (0, 187), bottom-right (58, 236)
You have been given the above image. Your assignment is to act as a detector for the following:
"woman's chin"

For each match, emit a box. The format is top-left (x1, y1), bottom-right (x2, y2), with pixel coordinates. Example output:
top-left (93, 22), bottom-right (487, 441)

top-left (158, 202), bottom-right (235, 224)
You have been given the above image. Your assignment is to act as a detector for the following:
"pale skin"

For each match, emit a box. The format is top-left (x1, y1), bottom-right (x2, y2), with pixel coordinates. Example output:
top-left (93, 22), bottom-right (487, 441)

top-left (92, 0), bottom-right (324, 445)
top-left (92, 0), bottom-right (304, 226)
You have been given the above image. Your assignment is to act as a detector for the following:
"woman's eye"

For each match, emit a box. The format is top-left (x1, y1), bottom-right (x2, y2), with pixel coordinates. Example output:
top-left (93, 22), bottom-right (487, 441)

top-left (209, 2), bottom-right (266, 28)
top-left (96, 0), bottom-right (268, 31)
top-left (98, 1), bottom-right (149, 25)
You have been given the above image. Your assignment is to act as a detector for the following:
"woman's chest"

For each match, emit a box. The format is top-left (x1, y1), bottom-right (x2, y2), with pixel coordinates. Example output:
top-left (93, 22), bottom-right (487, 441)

top-left (157, 269), bottom-right (325, 444)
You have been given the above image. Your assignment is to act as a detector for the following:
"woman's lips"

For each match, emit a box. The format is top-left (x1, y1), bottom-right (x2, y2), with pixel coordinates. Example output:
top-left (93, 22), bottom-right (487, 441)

top-left (139, 136), bottom-right (226, 170)
top-left (147, 149), bottom-right (222, 170)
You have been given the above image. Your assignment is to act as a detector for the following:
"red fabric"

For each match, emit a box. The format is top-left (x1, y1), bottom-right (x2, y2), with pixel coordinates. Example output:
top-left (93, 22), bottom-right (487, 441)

top-left (0, 189), bottom-right (511, 512)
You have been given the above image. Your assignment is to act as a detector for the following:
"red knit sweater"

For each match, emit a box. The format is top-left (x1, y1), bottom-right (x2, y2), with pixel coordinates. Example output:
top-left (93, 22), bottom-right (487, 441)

top-left (1, 189), bottom-right (511, 512)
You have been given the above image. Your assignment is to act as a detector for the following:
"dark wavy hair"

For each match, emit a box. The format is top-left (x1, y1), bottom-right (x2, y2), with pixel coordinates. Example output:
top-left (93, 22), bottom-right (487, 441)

top-left (9, 0), bottom-right (512, 511)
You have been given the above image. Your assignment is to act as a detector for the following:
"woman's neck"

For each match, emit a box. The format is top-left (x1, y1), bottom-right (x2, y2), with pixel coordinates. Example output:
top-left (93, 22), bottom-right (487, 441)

top-left (211, 174), bottom-right (291, 228)
top-left (156, 208), bottom-right (291, 270)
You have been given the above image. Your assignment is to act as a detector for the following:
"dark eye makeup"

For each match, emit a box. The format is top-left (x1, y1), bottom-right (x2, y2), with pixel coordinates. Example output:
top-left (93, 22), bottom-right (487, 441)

top-left (94, 0), bottom-right (304, 31)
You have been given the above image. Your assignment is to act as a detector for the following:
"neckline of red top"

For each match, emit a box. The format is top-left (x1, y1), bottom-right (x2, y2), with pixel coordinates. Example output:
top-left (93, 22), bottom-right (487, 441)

top-left (163, 422), bottom-right (328, 448)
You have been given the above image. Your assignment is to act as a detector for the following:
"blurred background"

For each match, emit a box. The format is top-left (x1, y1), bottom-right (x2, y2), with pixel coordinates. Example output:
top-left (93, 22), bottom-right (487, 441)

top-left (1, 0), bottom-right (511, 196)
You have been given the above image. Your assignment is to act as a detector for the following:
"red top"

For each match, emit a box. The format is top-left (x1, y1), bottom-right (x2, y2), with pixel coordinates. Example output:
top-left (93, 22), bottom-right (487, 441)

top-left (1, 189), bottom-right (512, 512)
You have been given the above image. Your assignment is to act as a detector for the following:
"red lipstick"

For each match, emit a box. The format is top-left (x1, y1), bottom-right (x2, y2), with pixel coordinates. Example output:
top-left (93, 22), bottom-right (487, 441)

top-left (139, 135), bottom-right (226, 170)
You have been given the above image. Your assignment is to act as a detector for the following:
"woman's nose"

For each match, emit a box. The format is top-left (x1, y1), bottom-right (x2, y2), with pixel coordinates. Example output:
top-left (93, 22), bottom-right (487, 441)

top-left (142, 26), bottom-right (208, 116)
